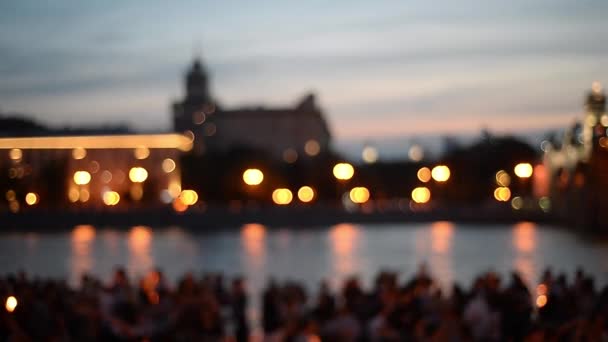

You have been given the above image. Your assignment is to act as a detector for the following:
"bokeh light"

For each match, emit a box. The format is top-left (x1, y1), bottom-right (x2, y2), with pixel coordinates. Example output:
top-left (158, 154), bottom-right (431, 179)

top-left (362, 146), bottom-right (378, 164)
top-left (304, 139), bottom-right (321, 156)
top-left (179, 190), bottom-right (199, 205)
top-left (134, 146), bottom-right (150, 160)
top-left (9, 148), bottom-right (22, 161)
top-left (431, 165), bottom-right (450, 182)
top-left (297, 186), bottom-right (315, 203)
top-left (408, 145), bottom-right (424, 162)
top-left (272, 188), bottom-right (293, 205)
top-left (25, 192), bottom-right (38, 206)
top-left (162, 158), bottom-right (176, 173)
top-left (411, 187), bottom-right (431, 204)
top-left (349, 187), bottom-right (370, 204)
top-left (102, 191), bottom-right (120, 206)
top-left (417, 167), bottom-right (431, 183)
top-left (333, 163), bottom-right (354, 181)
top-left (495, 170), bottom-right (511, 186)
top-left (5, 296), bottom-right (17, 313)
top-left (514, 163), bottom-right (533, 178)
top-left (243, 169), bottom-right (264, 186)
top-left (494, 187), bottom-right (511, 202)
top-left (72, 147), bottom-right (87, 160)
top-left (73, 171), bottom-right (91, 185)
top-left (129, 167), bottom-right (148, 183)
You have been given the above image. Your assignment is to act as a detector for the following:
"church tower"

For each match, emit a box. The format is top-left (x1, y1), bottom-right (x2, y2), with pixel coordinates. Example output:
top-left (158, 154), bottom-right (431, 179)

top-left (172, 58), bottom-right (217, 153)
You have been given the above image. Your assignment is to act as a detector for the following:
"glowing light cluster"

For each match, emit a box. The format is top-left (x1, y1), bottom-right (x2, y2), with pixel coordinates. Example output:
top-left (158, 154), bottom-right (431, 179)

top-left (243, 168), bottom-right (264, 186)
top-left (129, 167), bottom-right (148, 183)
top-left (411, 187), bottom-right (431, 204)
top-left (9, 148), bottom-right (22, 161)
top-left (5, 296), bottom-right (17, 313)
top-left (103, 191), bottom-right (120, 206)
top-left (25, 192), bottom-right (38, 206)
top-left (417, 167), bottom-right (431, 183)
top-left (431, 165), bottom-right (450, 182)
top-left (494, 187), bottom-right (511, 202)
top-left (297, 186), bottom-right (315, 203)
top-left (272, 188), bottom-right (293, 205)
top-left (134, 146), bottom-right (150, 160)
top-left (333, 163), bottom-right (354, 180)
top-left (73, 171), bottom-right (91, 185)
top-left (349, 187), bottom-right (370, 204)
top-left (495, 170), bottom-right (511, 186)
top-left (179, 190), bottom-right (199, 205)
top-left (514, 163), bottom-right (533, 178)
top-left (72, 147), bottom-right (86, 160)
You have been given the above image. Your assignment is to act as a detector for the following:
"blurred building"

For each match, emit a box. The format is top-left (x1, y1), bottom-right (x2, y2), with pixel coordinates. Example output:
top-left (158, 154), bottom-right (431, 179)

top-left (0, 134), bottom-right (192, 211)
top-left (544, 82), bottom-right (608, 232)
top-left (172, 58), bottom-right (332, 159)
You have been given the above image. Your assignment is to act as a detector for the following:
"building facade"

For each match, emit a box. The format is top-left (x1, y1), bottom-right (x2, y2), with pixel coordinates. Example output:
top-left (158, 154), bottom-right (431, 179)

top-left (172, 59), bottom-right (332, 160)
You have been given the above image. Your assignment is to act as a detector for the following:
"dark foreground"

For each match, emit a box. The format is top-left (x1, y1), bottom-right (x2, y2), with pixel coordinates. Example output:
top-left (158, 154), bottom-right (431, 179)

top-left (1, 266), bottom-right (606, 341)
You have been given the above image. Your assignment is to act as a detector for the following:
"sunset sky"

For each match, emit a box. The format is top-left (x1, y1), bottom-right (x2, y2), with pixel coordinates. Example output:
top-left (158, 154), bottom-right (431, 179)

top-left (1, 0), bottom-right (607, 151)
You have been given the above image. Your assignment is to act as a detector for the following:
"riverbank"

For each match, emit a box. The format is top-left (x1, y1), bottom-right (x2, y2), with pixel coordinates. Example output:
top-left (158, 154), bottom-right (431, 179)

top-left (0, 204), bottom-right (554, 231)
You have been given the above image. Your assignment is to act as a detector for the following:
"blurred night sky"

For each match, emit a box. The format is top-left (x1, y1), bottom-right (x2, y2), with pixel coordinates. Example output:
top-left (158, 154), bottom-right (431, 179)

top-left (1, 0), bottom-right (607, 151)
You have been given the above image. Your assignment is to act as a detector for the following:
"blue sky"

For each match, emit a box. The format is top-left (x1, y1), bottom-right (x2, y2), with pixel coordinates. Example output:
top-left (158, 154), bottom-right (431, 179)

top-left (1, 0), bottom-right (607, 152)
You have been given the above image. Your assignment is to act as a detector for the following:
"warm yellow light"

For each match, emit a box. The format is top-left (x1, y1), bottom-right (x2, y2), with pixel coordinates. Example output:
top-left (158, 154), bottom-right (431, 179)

top-left (179, 190), bottom-right (199, 205)
top-left (134, 146), bottom-right (150, 160)
top-left (8, 148), bottom-right (22, 161)
top-left (243, 168), bottom-right (264, 186)
top-left (162, 158), bottom-right (176, 173)
top-left (129, 167), bottom-right (148, 183)
top-left (349, 187), bottom-right (370, 204)
top-left (297, 186), bottom-right (315, 203)
top-left (72, 147), bottom-right (87, 160)
top-left (0, 134), bottom-right (193, 151)
top-left (494, 187), bottom-right (511, 202)
top-left (362, 146), bottom-right (378, 164)
top-left (417, 167), bottom-right (431, 183)
top-left (333, 163), bottom-right (354, 181)
top-left (495, 170), bottom-right (511, 186)
top-left (73, 171), bottom-right (91, 185)
top-left (102, 191), bottom-right (120, 206)
top-left (514, 163), bottom-right (533, 178)
top-left (431, 165), bottom-right (450, 182)
top-left (173, 198), bottom-right (188, 212)
top-left (25, 192), bottom-right (38, 205)
top-left (272, 188), bottom-right (293, 205)
top-left (304, 139), bottom-right (321, 156)
top-left (79, 189), bottom-right (90, 202)
top-left (412, 187), bottom-right (431, 204)
top-left (5, 296), bottom-right (17, 313)
top-left (68, 188), bottom-right (79, 202)
top-left (536, 295), bottom-right (547, 308)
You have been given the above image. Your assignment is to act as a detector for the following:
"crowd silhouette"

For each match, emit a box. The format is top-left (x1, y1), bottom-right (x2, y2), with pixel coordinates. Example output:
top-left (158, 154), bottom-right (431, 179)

top-left (0, 265), bottom-right (606, 341)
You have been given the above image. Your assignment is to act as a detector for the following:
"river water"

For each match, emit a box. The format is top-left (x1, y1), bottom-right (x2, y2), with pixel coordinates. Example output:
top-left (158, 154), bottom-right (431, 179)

top-left (1, 221), bottom-right (607, 324)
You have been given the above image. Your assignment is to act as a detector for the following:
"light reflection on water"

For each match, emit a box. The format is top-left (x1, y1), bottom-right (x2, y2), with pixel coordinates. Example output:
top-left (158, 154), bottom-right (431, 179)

top-left (0, 222), bottom-right (606, 296)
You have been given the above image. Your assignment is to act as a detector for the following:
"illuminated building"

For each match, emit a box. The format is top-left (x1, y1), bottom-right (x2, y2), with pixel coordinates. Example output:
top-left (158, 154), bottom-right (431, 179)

top-left (172, 58), bottom-right (332, 158)
top-left (0, 134), bottom-right (188, 210)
